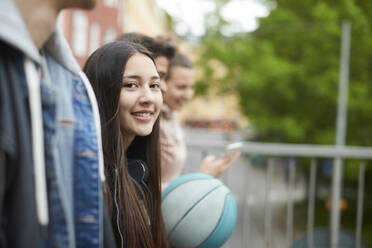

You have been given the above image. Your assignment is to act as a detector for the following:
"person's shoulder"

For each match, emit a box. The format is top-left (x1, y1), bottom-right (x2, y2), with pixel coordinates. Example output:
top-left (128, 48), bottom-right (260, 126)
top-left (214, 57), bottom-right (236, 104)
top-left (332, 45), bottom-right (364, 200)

top-left (43, 29), bottom-right (81, 76)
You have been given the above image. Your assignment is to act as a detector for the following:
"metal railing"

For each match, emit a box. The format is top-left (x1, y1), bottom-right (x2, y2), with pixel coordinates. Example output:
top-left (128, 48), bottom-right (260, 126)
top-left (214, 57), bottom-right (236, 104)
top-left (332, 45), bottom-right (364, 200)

top-left (186, 140), bottom-right (372, 248)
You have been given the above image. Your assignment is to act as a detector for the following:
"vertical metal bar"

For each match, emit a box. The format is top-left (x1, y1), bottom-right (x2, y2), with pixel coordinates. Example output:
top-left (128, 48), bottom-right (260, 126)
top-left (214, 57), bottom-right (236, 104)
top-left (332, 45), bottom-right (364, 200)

top-left (307, 159), bottom-right (317, 248)
top-left (355, 161), bottom-right (366, 248)
top-left (332, 19), bottom-right (351, 248)
top-left (243, 161), bottom-right (251, 248)
top-left (264, 158), bottom-right (274, 248)
top-left (286, 158), bottom-right (296, 246)
top-left (330, 158), bottom-right (344, 248)
top-left (201, 150), bottom-right (208, 161)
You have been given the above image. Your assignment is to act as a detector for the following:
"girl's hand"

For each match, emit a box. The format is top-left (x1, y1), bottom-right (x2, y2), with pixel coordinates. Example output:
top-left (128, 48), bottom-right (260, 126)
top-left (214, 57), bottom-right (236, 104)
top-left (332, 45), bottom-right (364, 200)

top-left (199, 151), bottom-right (240, 178)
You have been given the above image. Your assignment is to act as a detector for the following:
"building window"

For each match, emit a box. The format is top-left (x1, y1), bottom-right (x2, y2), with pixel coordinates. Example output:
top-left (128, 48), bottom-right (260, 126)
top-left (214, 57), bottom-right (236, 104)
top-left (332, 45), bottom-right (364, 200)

top-left (89, 22), bottom-right (101, 54)
top-left (103, 29), bottom-right (116, 44)
top-left (72, 11), bottom-right (88, 57)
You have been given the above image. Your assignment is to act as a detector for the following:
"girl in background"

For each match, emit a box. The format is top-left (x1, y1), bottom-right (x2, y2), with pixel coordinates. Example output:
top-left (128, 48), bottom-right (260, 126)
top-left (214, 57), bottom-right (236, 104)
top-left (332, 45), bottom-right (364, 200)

top-left (84, 41), bottom-right (168, 248)
top-left (161, 53), bottom-right (240, 190)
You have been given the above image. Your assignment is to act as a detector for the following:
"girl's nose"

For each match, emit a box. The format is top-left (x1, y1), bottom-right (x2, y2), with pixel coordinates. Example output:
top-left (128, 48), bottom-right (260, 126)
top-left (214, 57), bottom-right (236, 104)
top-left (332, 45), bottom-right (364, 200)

top-left (139, 87), bottom-right (154, 104)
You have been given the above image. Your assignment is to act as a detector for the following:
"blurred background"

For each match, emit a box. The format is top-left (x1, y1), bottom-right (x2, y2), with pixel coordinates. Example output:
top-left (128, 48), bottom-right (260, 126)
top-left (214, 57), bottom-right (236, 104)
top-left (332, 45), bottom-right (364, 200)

top-left (58, 0), bottom-right (372, 247)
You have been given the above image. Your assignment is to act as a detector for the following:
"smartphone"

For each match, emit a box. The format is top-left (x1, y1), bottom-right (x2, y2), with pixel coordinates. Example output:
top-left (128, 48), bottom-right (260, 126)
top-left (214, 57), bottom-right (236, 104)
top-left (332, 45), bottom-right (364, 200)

top-left (222, 142), bottom-right (243, 157)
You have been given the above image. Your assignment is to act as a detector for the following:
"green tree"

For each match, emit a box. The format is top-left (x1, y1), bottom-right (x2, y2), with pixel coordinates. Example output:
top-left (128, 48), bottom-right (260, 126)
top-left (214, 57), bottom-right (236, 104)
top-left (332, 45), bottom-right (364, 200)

top-left (197, 0), bottom-right (372, 146)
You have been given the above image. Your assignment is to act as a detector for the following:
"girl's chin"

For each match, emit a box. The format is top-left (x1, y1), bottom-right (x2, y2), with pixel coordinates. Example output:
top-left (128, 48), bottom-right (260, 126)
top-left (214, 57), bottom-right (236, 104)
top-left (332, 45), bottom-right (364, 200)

top-left (133, 129), bottom-right (153, 137)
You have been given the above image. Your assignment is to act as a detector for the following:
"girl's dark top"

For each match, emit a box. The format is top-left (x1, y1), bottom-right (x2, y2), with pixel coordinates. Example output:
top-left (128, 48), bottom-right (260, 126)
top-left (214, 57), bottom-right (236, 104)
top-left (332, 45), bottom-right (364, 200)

top-left (106, 136), bottom-right (152, 247)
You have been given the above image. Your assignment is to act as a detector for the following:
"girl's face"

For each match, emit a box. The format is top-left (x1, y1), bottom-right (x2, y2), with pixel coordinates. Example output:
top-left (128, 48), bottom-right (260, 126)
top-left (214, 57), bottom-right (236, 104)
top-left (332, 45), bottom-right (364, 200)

top-left (163, 66), bottom-right (195, 111)
top-left (119, 53), bottom-right (162, 142)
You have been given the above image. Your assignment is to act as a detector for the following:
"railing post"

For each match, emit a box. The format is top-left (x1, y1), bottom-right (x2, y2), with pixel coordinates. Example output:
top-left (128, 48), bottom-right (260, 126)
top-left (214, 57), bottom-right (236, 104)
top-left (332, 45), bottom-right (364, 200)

top-left (330, 158), bottom-right (344, 248)
top-left (264, 158), bottom-right (275, 248)
top-left (355, 161), bottom-right (366, 248)
top-left (243, 161), bottom-right (251, 248)
top-left (307, 159), bottom-right (317, 248)
top-left (286, 158), bottom-right (296, 247)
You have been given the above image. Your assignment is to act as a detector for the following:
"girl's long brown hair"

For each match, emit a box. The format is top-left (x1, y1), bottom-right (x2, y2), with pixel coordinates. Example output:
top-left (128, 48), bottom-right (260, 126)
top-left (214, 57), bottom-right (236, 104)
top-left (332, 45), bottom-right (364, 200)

top-left (83, 41), bottom-right (168, 248)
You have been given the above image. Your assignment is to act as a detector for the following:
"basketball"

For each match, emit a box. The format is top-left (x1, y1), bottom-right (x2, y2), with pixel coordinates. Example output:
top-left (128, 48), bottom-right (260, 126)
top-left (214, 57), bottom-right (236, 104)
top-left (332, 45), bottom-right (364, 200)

top-left (162, 173), bottom-right (238, 248)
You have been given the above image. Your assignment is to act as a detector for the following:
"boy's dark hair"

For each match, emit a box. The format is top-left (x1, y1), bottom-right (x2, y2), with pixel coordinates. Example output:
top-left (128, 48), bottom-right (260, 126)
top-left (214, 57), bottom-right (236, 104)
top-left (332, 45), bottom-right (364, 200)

top-left (117, 32), bottom-right (175, 60)
top-left (169, 53), bottom-right (193, 69)
top-left (167, 53), bottom-right (194, 79)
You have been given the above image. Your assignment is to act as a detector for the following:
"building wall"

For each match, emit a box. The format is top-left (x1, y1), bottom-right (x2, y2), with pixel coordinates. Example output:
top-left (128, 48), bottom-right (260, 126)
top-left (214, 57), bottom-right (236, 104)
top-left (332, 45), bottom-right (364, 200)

top-left (58, 0), bottom-right (169, 68)
top-left (121, 0), bottom-right (168, 37)
top-left (59, 0), bottom-right (123, 68)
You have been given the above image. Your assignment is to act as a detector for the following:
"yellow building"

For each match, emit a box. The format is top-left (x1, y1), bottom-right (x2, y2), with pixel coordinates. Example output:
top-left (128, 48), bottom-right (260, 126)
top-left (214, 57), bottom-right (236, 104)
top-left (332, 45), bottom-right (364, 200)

top-left (122, 0), bottom-right (169, 36)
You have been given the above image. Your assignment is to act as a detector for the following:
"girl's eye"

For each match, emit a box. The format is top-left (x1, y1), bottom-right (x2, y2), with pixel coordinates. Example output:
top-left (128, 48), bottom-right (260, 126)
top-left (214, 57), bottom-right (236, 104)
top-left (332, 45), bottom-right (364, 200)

top-left (150, 82), bottom-right (161, 89)
top-left (123, 82), bottom-right (137, 88)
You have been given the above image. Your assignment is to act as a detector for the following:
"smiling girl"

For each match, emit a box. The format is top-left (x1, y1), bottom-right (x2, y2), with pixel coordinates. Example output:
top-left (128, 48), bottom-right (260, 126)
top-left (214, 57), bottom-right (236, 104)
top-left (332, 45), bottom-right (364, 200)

top-left (83, 41), bottom-right (167, 248)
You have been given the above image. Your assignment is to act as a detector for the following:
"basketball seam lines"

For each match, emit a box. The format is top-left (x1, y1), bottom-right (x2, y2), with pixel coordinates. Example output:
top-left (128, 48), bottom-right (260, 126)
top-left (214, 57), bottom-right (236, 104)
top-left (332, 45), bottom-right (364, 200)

top-left (168, 184), bottom-right (223, 240)
top-left (198, 194), bottom-right (234, 248)
top-left (162, 175), bottom-right (212, 200)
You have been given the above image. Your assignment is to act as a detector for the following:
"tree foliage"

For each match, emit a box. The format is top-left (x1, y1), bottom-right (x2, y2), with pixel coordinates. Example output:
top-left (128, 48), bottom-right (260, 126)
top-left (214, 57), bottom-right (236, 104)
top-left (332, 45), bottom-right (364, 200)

top-left (197, 0), bottom-right (372, 145)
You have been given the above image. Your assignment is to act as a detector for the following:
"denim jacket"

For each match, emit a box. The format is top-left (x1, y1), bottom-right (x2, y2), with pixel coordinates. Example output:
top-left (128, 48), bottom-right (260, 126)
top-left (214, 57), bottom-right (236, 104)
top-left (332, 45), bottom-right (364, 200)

top-left (41, 49), bottom-right (104, 248)
top-left (42, 30), bottom-right (106, 247)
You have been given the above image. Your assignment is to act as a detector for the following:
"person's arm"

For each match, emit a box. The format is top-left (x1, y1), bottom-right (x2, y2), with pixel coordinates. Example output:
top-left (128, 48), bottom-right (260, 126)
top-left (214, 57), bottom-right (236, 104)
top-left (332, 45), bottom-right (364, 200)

top-left (160, 127), bottom-right (177, 190)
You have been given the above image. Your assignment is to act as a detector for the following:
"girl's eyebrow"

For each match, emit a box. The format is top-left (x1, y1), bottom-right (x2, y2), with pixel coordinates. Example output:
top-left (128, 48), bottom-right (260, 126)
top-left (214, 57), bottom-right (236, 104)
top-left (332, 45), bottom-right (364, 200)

top-left (123, 75), bottom-right (141, 80)
top-left (123, 74), bottom-right (160, 80)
